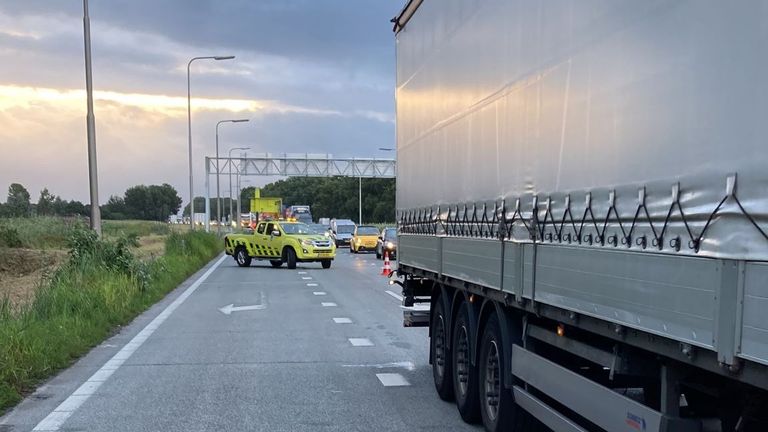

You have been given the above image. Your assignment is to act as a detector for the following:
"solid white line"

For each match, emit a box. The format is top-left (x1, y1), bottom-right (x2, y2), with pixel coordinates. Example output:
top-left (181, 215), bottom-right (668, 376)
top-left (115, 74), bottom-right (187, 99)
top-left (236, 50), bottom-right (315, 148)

top-left (32, 254), bottom-right (227, 431)
top-left (376, 373), bottom-right (410, 387)
top-left (321, 302), bottom-right (337, 307)
top-left (333, 317), bottom-right (352, 324)
top-left (385, 290), bottom-right (403, 301)
top-left (348, 338), bottom-right (374, 347)
top-left (313, 291), bottom-right (326, 296)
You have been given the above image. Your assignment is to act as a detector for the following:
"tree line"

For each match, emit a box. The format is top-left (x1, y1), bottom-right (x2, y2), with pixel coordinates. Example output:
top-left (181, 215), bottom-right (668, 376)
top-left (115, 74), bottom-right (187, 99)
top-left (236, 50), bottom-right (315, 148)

top-left (1, 176), bottom-right (395, 223)
top-left (243, 177), bottom-right (395, 223)
top-left (0, 183), bottom-right (182, 222)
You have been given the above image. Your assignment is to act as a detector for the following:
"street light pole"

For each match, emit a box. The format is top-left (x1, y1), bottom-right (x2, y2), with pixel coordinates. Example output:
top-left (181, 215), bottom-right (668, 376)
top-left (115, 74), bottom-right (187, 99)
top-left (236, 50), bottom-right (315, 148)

top-left (82, 0), bottom-right (101, 235)
top-left (228, 146), bottom-right (250, 231)
top-left (187, 55), bottom-right (234, 230)
top-left (215, 119), bottom-right (248, 234)
top-left (359, 176), bottom-right (362, 225)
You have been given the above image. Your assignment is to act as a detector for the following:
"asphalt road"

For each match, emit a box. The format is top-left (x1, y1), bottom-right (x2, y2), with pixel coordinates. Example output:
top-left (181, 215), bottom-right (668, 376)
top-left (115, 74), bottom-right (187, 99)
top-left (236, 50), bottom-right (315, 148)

top-left (1, 249), bottom-right (480, 432)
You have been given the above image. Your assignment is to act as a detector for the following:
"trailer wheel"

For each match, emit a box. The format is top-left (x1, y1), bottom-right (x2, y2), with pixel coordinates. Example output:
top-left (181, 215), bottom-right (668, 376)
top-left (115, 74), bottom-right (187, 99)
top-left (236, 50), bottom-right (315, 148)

top-left (452, 302), bottom-right (480, 423)
top-left (235, 247), bottom-right (252, 267)
top-left (431, 299), bottom-right (454, 401)
top-left (269, 260), bottom-right (282, 268)
top-left (284, 248), bottom-right (297, 269)
top-left (479, 314), bottom-right (540, 432)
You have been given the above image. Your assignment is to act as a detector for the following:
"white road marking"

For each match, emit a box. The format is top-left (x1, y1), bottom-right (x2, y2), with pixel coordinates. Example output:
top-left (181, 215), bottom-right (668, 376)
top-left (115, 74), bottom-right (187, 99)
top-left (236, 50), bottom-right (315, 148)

top-left (385, 290), bottom-right (404, 301)
top-left (32, 254), bottom-right (227, 431)
top-left (321, 302), bottom-right (337, 307)
top-left (218, 303), bottom-right (266, 315)
top-left (297, 271), bottom-right (307, 274)
top-left (342, 361), bottom-right (416, 371)
top-left (302, 277), bottom-right (312, 280)
top-left (348, 338), bottom-right (374, 347)
top-left (313, 291), bottom-right (327, 296)
top-left (306, 283), bottom-right (318, 287)
top-left (333, 317), bottom-right (352, 324)
top-left (376, 373), bottom-right (410, 387)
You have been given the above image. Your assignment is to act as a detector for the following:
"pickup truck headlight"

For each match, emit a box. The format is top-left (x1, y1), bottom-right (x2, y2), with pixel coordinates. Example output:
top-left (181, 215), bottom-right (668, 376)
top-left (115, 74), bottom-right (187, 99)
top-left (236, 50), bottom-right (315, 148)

top-left (301, 239), bottom-right (314, 247)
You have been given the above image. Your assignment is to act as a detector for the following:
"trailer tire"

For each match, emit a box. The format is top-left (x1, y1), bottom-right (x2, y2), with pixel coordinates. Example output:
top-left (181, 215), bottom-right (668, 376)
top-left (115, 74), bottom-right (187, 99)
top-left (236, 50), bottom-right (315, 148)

top-left (270, 260), bottom-right (283, 268)
top-left (284, 247), bottom-right (297, 269)
top-left (479, 314), bottom-right (539, 432)
top-left (235, 247), bottom-right (252, 267)
top-left (452, 302), bottom-right (480, 423)
top-left (431, 299), bottom-right (454, 401)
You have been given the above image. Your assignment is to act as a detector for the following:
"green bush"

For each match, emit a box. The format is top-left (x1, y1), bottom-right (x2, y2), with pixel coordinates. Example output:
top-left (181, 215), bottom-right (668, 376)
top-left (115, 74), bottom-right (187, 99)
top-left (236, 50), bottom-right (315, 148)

top-left (0, 227), bottom-right (22, 248)
top-left (0, 230), bottom-right (220, 411)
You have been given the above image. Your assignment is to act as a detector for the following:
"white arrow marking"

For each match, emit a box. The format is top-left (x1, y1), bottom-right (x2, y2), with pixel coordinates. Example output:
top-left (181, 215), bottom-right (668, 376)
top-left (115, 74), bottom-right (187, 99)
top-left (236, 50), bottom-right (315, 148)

top-left (218, 303), bottom-right (266, 315)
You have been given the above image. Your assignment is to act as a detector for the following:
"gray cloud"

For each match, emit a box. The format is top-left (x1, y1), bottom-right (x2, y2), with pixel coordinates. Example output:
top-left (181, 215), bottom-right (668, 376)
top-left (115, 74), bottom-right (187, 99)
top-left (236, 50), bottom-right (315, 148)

top-left (0, 0), bottom-right (400, 204)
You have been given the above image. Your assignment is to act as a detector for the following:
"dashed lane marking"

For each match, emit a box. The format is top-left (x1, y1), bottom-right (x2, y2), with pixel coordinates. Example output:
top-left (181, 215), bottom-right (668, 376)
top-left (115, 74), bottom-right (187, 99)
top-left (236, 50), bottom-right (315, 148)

top-left (307, 283), bottom-right (319, 287)
top-left (321, 302), bottom-right (337, 307)
top-left (348, 338), bottom-right (374, 347)
top-left (302, 277), bottom-right (313, 280)
top-left (333, 317), bottom-right (352, 324)
top-left (313, 291), bottom-right (327, 296)
top-left (376, 373), bottom-right (410, 387)
top-left (385, 290), bottom-right (404, 301)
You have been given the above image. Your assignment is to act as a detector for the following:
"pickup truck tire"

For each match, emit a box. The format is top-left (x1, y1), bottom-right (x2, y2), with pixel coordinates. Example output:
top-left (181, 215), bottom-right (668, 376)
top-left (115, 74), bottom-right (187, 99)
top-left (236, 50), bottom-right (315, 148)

top-left (235, 247), bottom-right (252, 267)
top-left (452, 302), bottom-right (480, 423)
top-left (479, 314), bottom-right (539, 432)
top-left (321, 259), bottom-right (332, 269)
top-left (284, 247), bottom-right (297, 269)
top-left (270, 260), bottom-right (283, 268)
top-left (431, 299), bottom-right (454, 401)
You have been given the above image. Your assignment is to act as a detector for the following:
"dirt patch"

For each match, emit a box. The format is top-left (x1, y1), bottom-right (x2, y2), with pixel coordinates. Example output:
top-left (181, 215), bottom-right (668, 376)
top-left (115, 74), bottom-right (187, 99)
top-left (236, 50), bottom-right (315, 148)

top-left (0, 248), bottom-right (67, 309)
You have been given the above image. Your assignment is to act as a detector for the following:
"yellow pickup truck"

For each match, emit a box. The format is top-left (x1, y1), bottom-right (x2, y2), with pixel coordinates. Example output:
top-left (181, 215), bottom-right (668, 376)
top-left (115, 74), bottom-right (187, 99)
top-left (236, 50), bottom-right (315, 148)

top-left (224, 221), bottom-right (336, 269)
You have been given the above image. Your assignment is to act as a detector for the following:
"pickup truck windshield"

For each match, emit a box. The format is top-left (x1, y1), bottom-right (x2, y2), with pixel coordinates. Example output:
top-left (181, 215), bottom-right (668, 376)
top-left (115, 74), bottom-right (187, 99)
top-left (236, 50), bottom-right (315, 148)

top-left (281, 223), bottom-right (313, 235)
top-left (357, 227), bottom-right (379, 235)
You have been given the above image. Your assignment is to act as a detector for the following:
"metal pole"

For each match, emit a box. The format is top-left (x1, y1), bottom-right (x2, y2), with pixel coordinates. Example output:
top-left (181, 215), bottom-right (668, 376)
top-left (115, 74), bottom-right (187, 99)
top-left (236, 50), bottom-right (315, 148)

top-left (187, 59), bottom-right (194, 230)
top-left (186, 55), bottom-right (235, 230)
top-left (205, 157), bottom-right (211, 233)
top-left (359, 176), bottom-right (362, 225)
top-left (83, 0), bottom-right (101, 235)
top-left (228, 147), bottom-right (250, 232)
top-left (215, 124), bottom-right (220, 234)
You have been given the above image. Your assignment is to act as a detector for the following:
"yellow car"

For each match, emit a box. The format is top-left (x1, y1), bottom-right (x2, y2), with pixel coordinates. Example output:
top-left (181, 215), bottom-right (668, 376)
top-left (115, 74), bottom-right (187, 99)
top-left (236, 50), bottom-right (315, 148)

top-left (350, 225), bottom-right (380, 253)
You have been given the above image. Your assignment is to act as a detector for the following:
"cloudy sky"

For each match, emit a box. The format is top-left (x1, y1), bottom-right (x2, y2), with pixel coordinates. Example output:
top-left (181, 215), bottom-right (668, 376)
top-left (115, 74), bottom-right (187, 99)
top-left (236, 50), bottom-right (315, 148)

top-left (0, 0), bottom-right (401, 205)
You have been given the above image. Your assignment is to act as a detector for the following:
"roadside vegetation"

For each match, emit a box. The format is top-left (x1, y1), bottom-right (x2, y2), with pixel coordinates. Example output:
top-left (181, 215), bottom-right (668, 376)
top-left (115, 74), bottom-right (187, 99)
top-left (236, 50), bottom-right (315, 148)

top-left (0, 221), bottom-right (220, 411)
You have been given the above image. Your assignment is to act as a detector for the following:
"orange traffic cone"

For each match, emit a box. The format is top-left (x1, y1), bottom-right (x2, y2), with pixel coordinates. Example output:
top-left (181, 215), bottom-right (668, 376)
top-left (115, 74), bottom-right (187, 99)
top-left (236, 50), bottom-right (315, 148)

top-left (381, 251), bottom-right (392, 276)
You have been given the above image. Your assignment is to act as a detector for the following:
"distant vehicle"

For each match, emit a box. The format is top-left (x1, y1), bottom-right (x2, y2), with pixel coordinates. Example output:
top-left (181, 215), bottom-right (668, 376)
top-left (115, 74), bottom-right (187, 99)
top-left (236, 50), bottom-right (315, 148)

top-left (224, 221), bottom-right (335, 269)
top-left (193, 213), bottom-right (206, 226)
top-left (350, 225), bottom-right (379, 253)
top-left (318, 217), bottom-right (331, 228)
top-left (285, 205), bottom-right (313, 224)
top-left (375, 227), bottom-right (397, 259)
top-left (307, 223), bottom-right (332, 238)
top-left (330, 219), bottom-right (355, 247)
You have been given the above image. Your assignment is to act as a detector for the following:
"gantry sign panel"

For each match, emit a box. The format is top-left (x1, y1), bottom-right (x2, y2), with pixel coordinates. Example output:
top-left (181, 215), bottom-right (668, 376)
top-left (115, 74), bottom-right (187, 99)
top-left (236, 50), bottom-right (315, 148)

top-left (206, 153), bottom-right (396, 178)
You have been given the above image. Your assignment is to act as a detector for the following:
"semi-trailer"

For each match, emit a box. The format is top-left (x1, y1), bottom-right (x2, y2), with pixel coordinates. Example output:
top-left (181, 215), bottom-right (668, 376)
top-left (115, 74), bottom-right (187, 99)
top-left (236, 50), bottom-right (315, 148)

top-left (392, 1), bottom-right (768, 431)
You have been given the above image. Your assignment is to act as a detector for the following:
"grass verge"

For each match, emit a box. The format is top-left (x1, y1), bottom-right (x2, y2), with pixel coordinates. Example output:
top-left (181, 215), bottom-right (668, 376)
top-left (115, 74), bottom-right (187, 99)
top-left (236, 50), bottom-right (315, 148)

top-left (0, 229), bottom-right (220, 411)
